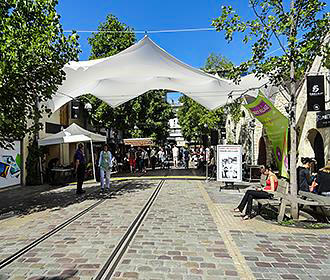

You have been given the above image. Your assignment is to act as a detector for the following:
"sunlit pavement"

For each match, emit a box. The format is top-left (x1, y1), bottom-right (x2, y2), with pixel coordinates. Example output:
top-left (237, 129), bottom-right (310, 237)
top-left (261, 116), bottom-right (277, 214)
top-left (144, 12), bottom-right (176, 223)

top-left (0, 170), bottom-right (329, 279)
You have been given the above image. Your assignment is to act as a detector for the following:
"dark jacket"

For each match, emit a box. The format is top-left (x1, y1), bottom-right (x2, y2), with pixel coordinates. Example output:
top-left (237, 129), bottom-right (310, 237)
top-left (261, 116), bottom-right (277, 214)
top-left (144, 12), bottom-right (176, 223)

top-left (316, 166), bottom-right (330, 194)
top-left (298, 167), bottom-right (312, 192)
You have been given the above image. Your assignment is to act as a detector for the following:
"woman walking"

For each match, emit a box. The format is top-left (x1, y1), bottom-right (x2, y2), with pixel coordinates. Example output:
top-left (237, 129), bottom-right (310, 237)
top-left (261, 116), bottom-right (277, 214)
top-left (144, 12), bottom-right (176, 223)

top-left (98, 144), bottom-right (113, 193)
top-left (233, 166), bottom-right (278, 220)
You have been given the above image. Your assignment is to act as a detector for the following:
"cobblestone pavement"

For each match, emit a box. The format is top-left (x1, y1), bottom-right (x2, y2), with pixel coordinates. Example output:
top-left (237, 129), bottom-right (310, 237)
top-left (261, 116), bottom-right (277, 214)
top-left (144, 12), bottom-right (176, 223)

top-left (0, 176), bottom-right (329, 280)
top-left (112, 180), bottom-right (239, 280)
top-left (0, 180), bottom-right (158, 280)
top-left (203, 181), bottom-right (330, 280)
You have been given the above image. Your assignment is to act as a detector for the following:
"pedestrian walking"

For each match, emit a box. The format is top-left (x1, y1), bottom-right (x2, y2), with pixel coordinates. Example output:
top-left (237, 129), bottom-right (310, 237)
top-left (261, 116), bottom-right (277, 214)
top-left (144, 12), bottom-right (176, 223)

top-left (98, 144), bottom-right (113, 193)
top-left (183, 148), bottom-right (190, 169)
top-left (74, 143), bottom-right (86, 195)
top-left (158, 147), bottom-right (165, 169)
top-left (150, 147), bottom-right (157, 170)
top-left (128, 145), bottom-right (136, 173)
top-left (143, 148), bottom-right (149, 173)
top-left (172, 145), bottom-right (179, 168)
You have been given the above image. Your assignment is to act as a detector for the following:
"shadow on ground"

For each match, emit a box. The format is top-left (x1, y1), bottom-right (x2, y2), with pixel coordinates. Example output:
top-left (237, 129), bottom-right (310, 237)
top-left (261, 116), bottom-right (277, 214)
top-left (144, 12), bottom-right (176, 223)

top-left (0, 180), bottom-right (156, 220)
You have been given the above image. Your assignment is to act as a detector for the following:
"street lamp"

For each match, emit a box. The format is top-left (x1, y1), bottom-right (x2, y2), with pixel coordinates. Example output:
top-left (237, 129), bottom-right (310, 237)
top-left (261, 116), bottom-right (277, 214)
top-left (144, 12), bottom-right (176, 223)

top-left (83, 102), bottom-right (92, 129)
top-left (84, 102), bottom-right (92, 112)
top-left (248, 119), bottom-right (256, 164)
top-left (204, 123), bottom-right (209, 181)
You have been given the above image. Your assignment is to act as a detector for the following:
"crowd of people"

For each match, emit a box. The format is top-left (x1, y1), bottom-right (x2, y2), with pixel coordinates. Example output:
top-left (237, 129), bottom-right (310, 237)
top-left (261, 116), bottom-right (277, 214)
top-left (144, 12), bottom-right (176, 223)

top-left (71, 143), bottom-right (216, 194)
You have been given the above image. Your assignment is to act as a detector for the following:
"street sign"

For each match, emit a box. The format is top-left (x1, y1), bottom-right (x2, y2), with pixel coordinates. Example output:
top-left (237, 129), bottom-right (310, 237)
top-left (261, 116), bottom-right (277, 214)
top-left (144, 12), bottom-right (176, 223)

top-left (316, 110), bottom-right (330, 128)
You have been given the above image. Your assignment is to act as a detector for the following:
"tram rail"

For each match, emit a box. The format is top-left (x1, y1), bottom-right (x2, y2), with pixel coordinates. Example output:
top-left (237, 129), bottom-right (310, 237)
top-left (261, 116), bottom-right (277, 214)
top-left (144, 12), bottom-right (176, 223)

top-left (95, 179), bottom-right (165, 280)
top-left (0, 181), bottom-right (133, 270)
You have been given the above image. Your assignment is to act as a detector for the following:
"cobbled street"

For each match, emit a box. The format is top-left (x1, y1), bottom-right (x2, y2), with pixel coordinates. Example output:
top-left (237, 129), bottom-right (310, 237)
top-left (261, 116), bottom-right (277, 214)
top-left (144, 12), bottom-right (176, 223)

top-left (0, 176), bottom-right (329, 280)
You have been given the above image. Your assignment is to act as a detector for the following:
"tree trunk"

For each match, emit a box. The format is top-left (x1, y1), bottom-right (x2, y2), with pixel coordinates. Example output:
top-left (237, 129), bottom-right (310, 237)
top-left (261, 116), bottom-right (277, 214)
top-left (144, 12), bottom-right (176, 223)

top-left (289, 0), bottom-right (298, 219)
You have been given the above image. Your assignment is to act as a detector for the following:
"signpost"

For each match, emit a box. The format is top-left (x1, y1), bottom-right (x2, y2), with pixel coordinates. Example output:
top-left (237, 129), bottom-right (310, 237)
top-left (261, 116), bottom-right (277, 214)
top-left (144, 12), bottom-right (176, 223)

top-left (217, 145), bottom-right (242, 183)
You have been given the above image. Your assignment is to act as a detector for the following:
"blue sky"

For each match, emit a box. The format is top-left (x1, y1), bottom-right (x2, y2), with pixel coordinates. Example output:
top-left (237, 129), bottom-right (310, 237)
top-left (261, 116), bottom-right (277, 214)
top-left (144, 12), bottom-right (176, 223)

top-left (56, 0), bottom-right (329, 102)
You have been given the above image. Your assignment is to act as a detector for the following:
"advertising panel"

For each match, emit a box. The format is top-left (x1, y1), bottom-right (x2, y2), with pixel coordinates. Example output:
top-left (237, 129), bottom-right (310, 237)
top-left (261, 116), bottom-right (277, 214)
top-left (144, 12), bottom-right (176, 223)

top-left (307, 75), bottom-right (325, 112)
top-left (244, 92), bottom-right (289, 178)
top-left (0, 141), bottom-right (21, 188)
top-left (217, 145), bottom-right (242, 182)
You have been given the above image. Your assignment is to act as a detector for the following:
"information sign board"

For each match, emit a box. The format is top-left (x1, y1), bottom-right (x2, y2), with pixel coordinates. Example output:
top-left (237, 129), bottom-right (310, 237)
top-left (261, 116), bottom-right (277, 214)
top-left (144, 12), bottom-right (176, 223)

top-left (217, 145), bottom-right (242, 182)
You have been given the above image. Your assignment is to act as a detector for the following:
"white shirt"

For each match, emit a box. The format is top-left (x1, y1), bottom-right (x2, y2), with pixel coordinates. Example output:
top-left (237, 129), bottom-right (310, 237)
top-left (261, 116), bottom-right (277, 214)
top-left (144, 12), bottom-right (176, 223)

top-left (172, 146), bottom-right (179, 157)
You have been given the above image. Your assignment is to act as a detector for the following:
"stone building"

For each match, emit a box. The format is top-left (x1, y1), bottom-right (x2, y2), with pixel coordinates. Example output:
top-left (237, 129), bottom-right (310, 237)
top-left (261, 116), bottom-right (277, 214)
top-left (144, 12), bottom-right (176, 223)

top-left (225, 44), bottom-right (330, 171)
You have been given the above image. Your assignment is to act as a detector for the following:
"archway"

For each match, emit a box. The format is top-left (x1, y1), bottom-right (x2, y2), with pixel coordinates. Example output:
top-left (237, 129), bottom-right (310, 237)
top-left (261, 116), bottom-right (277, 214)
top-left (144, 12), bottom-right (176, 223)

top-left (307, 129), bottom-right (325, 171)
top-left (314, 132), bottom-right (325, 170)
top-left (257, 137), bottom-right (267, 166)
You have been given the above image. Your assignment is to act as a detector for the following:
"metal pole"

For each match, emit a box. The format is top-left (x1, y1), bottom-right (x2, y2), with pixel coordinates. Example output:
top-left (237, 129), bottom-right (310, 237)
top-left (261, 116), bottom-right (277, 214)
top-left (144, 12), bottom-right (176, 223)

top-left (90, 140), bottom-right (96, 182)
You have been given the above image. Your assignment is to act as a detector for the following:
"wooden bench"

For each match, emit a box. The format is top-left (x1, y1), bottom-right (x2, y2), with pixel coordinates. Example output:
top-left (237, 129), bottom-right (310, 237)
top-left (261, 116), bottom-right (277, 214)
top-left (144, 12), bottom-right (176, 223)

top-left (256, 179), bottom-right (322, 222)
top-left (298, 191), bottom-right (330, 222)
top-left (257, 178), bottom-right (288, 217)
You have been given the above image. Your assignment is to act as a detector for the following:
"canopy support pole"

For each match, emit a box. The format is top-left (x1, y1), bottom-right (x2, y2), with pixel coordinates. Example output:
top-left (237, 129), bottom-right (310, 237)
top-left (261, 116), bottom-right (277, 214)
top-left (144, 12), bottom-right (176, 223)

top-left (90, 140), bottom-right (96, 182)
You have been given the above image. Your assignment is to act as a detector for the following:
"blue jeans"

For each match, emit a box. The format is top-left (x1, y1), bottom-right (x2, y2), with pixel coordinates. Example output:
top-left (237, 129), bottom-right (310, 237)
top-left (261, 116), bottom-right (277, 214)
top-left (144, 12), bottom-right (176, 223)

top-left (100, 168), bottom-right (111, 190)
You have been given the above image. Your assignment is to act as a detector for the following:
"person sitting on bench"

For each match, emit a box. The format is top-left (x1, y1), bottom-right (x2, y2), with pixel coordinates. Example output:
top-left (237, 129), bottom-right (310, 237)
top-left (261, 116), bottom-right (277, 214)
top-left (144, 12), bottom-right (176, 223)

top-left (316, 160), bottom-right (330, 196)
top-left (233, 166), bottom-right (278, 220)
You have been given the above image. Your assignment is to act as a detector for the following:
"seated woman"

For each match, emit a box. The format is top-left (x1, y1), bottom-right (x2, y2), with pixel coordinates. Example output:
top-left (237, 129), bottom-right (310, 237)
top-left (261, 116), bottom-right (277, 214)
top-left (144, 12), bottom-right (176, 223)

top-left (297, 157), bottom-right (314, 192)
top-left (233, 166), bottom-right (278, 220)
top-left (316, 160), bottom-right (330, 196)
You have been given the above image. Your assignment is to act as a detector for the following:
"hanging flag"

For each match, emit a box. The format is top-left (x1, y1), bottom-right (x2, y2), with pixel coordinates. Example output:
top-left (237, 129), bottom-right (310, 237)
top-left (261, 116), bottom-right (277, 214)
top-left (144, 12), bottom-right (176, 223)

top-left (244, 92), bottom-right (289, 178)
top-left (307, 75), bottom-right (325, 111)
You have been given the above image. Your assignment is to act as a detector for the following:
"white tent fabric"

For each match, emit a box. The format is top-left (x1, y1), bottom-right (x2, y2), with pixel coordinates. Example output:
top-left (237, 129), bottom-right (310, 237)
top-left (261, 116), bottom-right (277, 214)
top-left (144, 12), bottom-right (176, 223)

top-left (38, 132), bottom-right (91, 146)
top-left (38, 123), bottom-right (106, 182)
top-left (48, 35), bottom-right (254, 112)
top-left (38, 123), bottom-right (106, 145)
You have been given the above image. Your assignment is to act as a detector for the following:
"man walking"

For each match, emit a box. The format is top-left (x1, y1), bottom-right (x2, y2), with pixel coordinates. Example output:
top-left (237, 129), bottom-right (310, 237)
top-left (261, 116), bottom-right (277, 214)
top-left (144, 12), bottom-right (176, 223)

top-left (172, 145), bottom-right (179, 168)
top-left (74, 143), bottom-right (86, 195)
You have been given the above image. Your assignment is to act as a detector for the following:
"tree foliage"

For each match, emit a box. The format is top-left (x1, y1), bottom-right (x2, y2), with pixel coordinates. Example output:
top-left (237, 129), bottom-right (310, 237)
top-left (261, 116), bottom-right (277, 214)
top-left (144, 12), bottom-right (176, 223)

top-left (212, 0), bottom-right (330, 87)
top-left (177, 54), bottom-right (238, 143)
top-left (212, 0), bottom-right (329, 203)
top-left (177, 95), bottom-right (224, 143)
top-left (0, 0), bottom-right (80, 148)
top-left (88, 14), bottom-right (135, 59)
top-left (82, 14), bottom-right (174, 143)
top-left (202, 53), bottom-right (234, 77)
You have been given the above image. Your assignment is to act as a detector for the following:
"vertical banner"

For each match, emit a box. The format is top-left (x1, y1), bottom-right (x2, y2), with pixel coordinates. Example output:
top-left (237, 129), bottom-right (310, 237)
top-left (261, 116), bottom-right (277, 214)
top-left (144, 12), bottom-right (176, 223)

top-left (307, 75), bottom-right (325, 111)
top-left (244, 92), bottom-right (289, 178)
top-left (0, 141), bottom-right (21, 188)
top-left (217, 145), bottom-right (242, 182)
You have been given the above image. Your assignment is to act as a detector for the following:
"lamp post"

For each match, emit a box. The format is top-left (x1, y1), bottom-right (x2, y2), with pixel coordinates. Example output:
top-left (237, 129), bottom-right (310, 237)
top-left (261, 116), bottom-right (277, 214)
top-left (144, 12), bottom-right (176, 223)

top-left (204, 124), bottom-right (209, 181)
top-left (84, 102), bottom-right (92, 129)
top-left (248, 119), bottom-right (256, 165)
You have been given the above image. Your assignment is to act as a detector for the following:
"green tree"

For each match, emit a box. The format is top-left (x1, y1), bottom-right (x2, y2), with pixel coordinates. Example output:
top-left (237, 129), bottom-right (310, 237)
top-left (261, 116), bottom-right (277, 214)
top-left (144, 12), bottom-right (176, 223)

top-left (177, 95), bottom-right (225, 143)
top-left (88, 14), bottom-right (135, 59)
top-left (129, 90), bottom-right (174, 143)
top-left (202, 53), bottom-right (234, 77)
top-left (0, 0), bottom-right (79, 149)
top-left (82, 14), bottom-right (174, 143)
top-left (212, 0), bottom-right (329, 218)
top-left (177, 54), bottom-right (238, 143)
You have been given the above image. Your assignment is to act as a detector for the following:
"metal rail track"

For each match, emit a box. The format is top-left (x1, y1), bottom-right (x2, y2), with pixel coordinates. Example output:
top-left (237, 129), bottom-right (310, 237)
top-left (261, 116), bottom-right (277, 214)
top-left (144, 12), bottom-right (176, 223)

top-left (95, 179), bottom-right (166, 280)
top-left (0, 181), bottom-right (133, 270)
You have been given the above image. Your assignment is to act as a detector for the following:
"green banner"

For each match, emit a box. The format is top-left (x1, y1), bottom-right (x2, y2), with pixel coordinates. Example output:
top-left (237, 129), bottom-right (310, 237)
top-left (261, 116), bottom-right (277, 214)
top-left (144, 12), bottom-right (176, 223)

top-left (244, 92), bottom-right (289, 178)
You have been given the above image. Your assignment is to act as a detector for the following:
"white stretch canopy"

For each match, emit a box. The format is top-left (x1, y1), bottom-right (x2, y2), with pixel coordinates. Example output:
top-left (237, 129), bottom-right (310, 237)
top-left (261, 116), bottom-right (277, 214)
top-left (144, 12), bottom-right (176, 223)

top-left (48, 35), bottom-right (273, 112)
